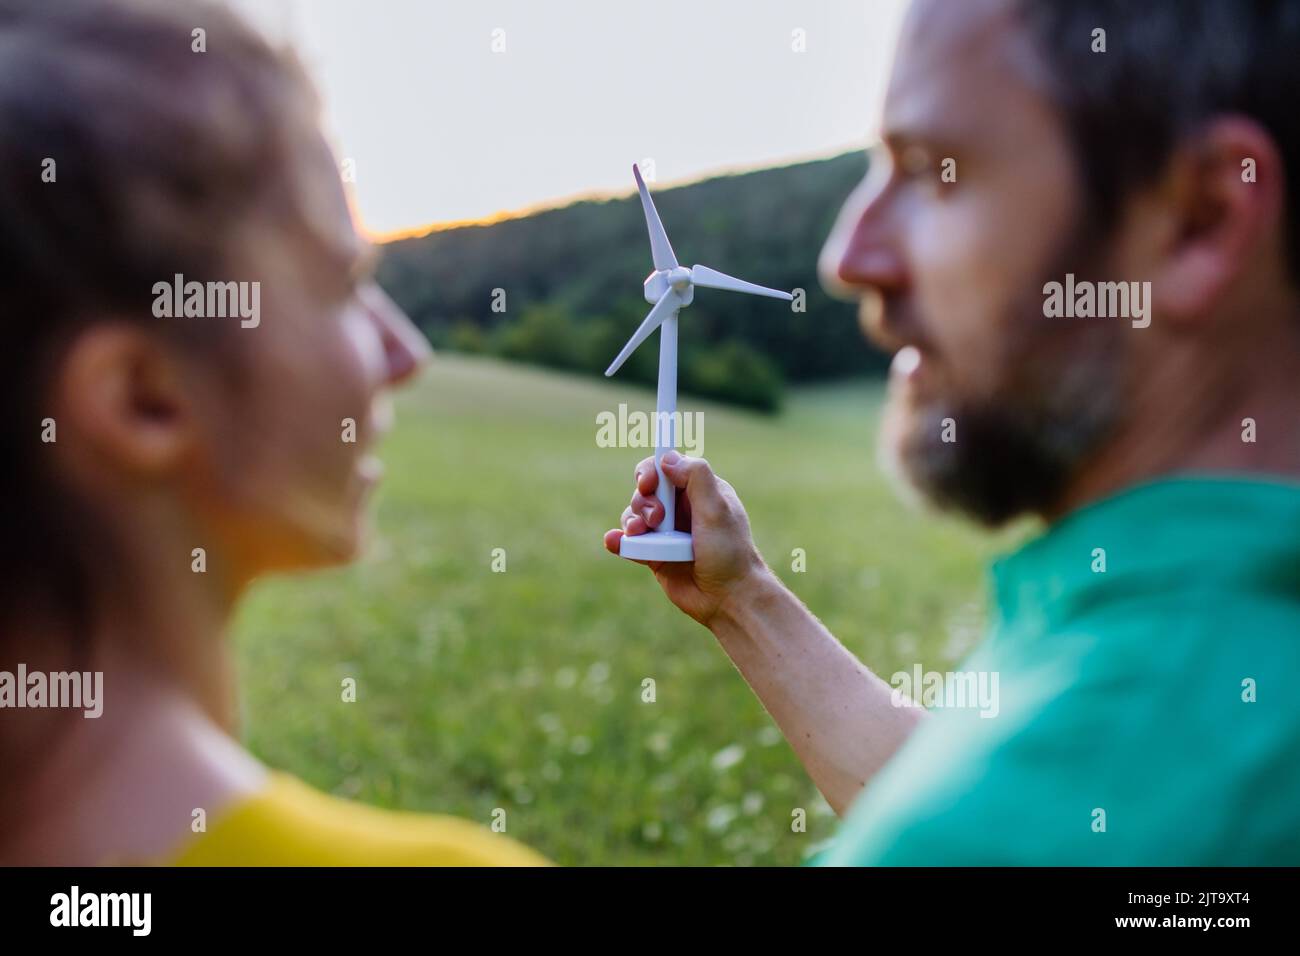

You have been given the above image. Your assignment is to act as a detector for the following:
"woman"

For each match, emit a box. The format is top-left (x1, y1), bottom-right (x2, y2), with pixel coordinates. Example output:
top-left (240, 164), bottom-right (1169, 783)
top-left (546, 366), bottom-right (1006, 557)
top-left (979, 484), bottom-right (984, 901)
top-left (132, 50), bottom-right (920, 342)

top-left (0, 0), bottom-right (545, 865)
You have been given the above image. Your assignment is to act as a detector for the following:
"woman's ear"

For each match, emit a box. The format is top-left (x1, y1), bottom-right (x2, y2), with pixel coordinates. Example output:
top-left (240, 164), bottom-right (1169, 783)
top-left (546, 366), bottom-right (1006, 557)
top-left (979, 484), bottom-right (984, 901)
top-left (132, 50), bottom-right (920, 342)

top-left (53, 323), bottom-right (196, 477)
top-left (1150, 116), bottom-right (1287, 324)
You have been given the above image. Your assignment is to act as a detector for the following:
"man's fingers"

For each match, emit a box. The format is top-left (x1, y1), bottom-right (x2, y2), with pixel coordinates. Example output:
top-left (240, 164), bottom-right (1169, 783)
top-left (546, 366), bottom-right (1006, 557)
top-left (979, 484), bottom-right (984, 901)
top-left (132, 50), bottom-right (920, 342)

top-left (620, 506), bottom-right (649, 536)
top-left (630, 492), bottom-right (664, 528)
top-left (603, 528), bottom-right (660, 568)
top-left (659, 451), bottom-right (723, 516)
top-left (609, 456), bottom-right (680, 557)
top-left (634, 457), bottom-right (658, 496)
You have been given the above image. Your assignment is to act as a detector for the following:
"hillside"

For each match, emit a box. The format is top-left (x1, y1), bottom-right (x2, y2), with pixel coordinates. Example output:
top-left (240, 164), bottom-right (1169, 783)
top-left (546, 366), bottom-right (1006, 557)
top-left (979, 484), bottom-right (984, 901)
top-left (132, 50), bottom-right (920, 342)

top-left (375, 151), bottom-right (881, 410)
top-left (234, 354), bottom-right (996, 866)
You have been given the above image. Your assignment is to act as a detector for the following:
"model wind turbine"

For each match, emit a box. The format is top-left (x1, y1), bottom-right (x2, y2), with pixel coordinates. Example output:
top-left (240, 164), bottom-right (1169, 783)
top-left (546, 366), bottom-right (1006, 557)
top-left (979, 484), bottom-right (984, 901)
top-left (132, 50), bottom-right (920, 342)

top-left (605, 164), bottom-right (793, 562)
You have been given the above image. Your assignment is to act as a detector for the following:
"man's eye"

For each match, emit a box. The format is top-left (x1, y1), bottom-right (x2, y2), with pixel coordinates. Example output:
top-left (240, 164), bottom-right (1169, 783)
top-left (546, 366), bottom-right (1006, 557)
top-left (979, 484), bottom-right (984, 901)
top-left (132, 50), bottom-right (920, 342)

top-left (897, 146), bottom-right (955, 197)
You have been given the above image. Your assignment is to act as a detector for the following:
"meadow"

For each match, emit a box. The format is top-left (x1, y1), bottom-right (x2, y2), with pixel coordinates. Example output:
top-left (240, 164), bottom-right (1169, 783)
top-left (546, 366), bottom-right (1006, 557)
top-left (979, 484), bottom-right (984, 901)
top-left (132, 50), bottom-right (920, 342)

top-left (234, 353), bottom-right (1002, 866)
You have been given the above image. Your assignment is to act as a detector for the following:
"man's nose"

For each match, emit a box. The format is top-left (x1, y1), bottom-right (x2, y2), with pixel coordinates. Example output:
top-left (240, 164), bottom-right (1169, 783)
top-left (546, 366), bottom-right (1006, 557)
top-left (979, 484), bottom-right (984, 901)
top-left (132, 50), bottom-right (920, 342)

top-left (818, 171), bottom-right (906, 300)
top-left (363, 284), bottom-right (432, 387)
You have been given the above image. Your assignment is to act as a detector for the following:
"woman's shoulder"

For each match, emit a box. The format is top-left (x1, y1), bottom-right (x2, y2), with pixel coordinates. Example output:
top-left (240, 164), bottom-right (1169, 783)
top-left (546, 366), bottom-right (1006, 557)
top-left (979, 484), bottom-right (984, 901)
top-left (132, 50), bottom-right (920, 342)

top-left (165, 772), bottom-right (549, 867)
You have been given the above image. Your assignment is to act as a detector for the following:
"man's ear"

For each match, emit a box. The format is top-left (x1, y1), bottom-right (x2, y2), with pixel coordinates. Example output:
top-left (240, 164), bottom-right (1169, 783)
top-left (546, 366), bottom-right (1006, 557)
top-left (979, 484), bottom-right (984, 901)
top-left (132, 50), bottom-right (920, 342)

top-left (54, 323), bottom-right (196, 476)
top-left (1150, 116), bottom-right (1286, 323)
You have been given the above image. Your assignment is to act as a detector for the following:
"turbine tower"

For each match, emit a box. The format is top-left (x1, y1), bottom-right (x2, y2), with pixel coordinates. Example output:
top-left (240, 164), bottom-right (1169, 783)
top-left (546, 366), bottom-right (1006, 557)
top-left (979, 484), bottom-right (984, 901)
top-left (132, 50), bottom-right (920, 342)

top-left (606, 164), bottom-right (792, 562)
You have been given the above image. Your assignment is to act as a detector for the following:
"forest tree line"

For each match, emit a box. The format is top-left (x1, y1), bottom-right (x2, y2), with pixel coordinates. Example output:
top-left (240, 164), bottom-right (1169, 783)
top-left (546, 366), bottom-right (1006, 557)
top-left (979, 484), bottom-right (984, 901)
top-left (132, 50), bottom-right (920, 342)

top-left (376, 151), bottom-right (883, 411)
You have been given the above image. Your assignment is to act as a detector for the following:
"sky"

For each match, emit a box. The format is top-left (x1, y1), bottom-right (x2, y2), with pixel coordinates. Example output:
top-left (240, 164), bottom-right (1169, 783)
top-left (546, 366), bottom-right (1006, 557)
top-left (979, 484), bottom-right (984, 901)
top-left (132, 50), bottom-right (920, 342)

top-left (231, 0), bottom-right (908, 237)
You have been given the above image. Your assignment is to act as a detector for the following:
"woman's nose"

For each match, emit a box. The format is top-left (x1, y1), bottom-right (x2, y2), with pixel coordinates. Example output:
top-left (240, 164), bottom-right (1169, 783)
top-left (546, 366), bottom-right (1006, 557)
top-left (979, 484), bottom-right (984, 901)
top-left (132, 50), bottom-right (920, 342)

top-left (363, 283), bottom-right (432, 387)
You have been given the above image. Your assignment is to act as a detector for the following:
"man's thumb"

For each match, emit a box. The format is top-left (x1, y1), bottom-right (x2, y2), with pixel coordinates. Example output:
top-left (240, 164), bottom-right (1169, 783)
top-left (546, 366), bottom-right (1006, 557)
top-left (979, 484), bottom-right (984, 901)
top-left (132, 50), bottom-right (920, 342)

top-left (660, 452), bottom-right (721, 507)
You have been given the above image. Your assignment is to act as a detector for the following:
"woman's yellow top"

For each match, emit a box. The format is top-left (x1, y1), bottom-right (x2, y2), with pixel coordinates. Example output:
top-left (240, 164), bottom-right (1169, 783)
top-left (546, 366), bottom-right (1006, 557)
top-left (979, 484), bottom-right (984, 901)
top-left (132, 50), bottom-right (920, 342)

top-left (166, 772), bottom-right (549, 866)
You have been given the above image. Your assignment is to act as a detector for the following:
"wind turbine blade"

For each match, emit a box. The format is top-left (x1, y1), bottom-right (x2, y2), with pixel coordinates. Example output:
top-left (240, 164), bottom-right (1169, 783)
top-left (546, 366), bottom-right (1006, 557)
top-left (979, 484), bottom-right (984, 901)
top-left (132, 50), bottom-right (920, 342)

top-left (604, 289), bottom-right (680, 377)
top-left (633, 164), bottom-right (678, 272)
top-left (690, 264), bottom-right (793, 301)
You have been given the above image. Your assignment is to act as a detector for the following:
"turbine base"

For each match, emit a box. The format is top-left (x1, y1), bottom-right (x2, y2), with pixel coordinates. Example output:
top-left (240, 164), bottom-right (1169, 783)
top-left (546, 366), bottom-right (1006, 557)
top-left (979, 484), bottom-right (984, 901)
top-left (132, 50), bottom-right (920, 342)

top-left (619, 529), bottom-right (694, 563)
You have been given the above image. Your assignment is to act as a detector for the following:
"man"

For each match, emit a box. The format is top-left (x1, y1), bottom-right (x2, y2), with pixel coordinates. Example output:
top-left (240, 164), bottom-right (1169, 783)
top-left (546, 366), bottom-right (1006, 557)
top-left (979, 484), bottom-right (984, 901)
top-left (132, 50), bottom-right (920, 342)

top-left (605, 0), bottom-right (1300, 864)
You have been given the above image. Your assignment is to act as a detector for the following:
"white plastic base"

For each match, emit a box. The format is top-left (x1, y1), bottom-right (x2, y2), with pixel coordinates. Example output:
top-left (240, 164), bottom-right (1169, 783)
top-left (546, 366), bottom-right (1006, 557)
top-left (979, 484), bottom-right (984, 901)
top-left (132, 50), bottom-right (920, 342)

top-left (619, 529), bottom-right (694, 562)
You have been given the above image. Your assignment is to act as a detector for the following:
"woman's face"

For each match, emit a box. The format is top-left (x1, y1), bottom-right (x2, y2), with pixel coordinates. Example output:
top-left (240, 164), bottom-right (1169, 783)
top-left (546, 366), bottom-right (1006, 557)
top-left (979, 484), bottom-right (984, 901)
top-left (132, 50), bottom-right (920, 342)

top-left (184, 142), bottom-right (431, 578)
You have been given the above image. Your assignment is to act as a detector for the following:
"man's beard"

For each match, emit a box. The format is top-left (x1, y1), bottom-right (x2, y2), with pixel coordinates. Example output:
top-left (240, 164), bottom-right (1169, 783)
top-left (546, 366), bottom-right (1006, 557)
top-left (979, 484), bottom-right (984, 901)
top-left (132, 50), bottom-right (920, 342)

top-left (881, 251), bottom-right (1127, 527)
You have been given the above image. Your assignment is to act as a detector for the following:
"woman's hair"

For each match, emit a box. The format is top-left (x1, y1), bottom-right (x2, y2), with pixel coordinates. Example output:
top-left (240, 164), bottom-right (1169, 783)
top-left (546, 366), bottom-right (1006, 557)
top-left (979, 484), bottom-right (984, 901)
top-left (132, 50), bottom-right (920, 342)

top-left (0, 0), bottom-right (319, 638)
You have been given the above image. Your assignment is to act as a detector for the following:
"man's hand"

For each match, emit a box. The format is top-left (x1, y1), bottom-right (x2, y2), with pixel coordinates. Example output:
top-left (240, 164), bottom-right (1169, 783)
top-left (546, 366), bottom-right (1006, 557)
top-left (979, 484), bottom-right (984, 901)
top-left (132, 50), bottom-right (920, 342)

top-left (603, 449), bottom-right (926, 815)
top-left (603, 450), bottom-right (767, 626)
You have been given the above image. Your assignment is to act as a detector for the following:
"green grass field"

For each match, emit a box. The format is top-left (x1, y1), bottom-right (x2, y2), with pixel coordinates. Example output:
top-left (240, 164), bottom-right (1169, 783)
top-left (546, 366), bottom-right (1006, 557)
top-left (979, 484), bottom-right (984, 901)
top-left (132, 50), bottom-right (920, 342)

top-left (233, 353), bottom-right (1003, 866)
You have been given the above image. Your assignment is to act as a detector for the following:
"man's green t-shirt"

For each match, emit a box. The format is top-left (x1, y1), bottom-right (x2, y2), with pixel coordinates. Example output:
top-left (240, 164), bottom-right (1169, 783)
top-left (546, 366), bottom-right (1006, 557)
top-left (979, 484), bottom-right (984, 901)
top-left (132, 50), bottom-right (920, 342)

top-left (821, 476), bottom-right (1300, 865)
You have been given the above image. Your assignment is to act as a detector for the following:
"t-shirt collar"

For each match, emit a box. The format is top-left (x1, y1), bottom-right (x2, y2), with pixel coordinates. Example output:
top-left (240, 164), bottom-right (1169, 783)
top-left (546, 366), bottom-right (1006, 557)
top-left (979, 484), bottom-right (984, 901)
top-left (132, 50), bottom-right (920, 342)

top-left (988, 473), bottom-right (1300, 635)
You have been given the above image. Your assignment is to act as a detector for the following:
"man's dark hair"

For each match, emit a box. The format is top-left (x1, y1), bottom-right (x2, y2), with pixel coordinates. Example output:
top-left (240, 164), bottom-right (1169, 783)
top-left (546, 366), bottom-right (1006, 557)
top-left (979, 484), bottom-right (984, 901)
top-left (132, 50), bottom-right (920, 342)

top-left (1018, 0), bottom-right (1300, 281)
